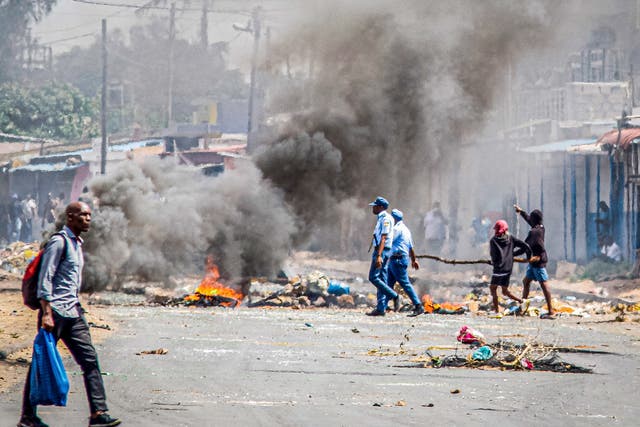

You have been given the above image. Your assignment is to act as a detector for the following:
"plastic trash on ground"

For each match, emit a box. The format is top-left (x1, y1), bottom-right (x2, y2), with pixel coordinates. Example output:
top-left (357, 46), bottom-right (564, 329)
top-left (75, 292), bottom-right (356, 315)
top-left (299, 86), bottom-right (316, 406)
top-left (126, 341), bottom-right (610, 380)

top-left (457, 325), bottom-right (485, 345)
top-left (472, 345), bottom-right (493, 361)
top-left (520, 358), bottom-right (534, 370)
top-left (306, 271), bottom-right (330, 295)
top-left (503, 304), bottom-right (521, 316)
top-left (327, 280), bottom-right (350, 296)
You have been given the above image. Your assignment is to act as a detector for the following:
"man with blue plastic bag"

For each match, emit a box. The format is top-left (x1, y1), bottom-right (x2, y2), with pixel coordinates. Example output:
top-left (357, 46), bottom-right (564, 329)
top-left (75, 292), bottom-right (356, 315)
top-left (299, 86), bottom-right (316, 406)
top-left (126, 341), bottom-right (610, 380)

top-left (29, 327), bottom-right (70, 407)
top-left (18, 202), bottom-right (120, 427)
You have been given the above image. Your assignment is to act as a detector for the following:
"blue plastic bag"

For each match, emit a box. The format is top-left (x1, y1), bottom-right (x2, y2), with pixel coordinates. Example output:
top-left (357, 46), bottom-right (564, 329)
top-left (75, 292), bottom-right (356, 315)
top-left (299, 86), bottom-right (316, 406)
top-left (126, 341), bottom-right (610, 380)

top-left (328, 280), bottom-right (350, 296)
top-left (29, 328), bottom-right (69, 407)
top-left (472, 345), bottom-right (494, 361)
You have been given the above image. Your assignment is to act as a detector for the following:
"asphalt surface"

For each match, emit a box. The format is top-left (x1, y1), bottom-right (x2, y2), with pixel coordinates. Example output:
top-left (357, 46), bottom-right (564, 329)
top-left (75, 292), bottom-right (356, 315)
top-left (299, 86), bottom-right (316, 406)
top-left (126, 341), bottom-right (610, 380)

top-left (1, 306), bottom-right (639, 426)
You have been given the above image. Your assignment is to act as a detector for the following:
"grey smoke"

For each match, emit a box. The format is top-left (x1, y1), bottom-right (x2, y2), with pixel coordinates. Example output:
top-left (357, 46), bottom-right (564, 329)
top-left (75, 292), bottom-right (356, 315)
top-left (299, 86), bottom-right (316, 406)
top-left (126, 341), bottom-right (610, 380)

top-left (80, 158), bottom-right (296, 291)
top-left (74, 0), bottom-right (573, 289)
top-left (255, 0), bottom-right (559, 245)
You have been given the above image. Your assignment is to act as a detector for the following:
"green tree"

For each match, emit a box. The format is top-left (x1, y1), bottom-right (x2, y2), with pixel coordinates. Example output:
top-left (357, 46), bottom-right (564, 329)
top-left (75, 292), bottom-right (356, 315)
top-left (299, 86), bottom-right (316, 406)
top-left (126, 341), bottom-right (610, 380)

top-left (0, 0), bottom-right (57, 82)
top-left (54, 19), bottom-right (247, 130)
top-left (0, 81), bottom-right (99, 140)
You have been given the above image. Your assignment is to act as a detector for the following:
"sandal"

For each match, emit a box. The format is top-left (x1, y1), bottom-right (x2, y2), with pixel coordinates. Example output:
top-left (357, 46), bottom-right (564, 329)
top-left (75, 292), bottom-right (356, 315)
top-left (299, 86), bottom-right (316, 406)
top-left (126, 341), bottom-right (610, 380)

top-left (540, 313), bottom-right (556, 319)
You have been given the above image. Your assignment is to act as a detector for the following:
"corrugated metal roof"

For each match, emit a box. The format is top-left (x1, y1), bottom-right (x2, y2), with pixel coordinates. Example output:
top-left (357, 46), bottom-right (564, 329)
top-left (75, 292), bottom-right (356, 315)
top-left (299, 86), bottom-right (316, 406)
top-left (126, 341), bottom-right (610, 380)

top-left (10, 161), bottom-right (87, 172)
top-left (519, 138), bottom-right (597, 153)
top-left (596, 128), bottom-right (640, 149)
top-left (34, 139), bottom-right (163, 160)
top-left (109, 139), bottom-right (162, 152)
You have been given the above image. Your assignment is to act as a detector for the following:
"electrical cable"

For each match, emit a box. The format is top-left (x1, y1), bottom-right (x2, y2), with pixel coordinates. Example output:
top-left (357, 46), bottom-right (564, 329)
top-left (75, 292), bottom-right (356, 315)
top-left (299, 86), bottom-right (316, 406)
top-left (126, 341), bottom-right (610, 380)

top-left (44, 32), bottom-right (97, 45)
top-left (70, 0), bottom-right (251, 16)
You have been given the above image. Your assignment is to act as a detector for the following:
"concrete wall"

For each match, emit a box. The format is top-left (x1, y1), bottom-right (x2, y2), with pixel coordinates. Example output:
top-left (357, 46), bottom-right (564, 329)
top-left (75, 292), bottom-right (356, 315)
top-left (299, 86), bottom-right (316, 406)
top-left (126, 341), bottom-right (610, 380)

top-left (566, 82), bottom-right (631, 122)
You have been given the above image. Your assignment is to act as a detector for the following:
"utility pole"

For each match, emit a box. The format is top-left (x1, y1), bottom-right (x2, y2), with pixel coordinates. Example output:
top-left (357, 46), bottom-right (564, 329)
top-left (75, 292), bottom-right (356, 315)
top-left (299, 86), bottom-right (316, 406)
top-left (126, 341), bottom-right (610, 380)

top-left (101, 19), bottom-right (108, 175)
top-left (246, 6), bottom-right (262, 153)
top-left (200, 0), bottom-right (209, 50)
top-left (167, 2), bottom-right (176, 127)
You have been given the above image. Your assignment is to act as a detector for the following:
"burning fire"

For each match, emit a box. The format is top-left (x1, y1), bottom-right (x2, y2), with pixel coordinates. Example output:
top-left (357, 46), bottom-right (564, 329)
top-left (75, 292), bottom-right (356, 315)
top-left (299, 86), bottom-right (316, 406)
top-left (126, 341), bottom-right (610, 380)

top-left (421, 294), bottom-right (464, 314)
top-left (184, 257), bottom-right (243, 307)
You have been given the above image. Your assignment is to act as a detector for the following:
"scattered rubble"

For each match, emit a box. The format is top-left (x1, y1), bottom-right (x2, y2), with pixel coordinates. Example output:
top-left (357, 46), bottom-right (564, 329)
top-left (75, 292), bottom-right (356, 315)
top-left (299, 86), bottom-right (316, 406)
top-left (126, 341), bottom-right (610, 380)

top-left (246, 271), bottom-right (372, 309)
top-left (420, 329), bottom-right (598, 373)
top-left (136, 348), bottom-right (168, 355)
top-left (82, 267), bottom-right (639, 320)
top-left (419, 349), bottom-right (592, 373)
top-left (88, 322), bottom-right (111, 330)
top-left (0, 241), bottom-right (39, 274)
top-left (371, 325), bottom-right (605, 374)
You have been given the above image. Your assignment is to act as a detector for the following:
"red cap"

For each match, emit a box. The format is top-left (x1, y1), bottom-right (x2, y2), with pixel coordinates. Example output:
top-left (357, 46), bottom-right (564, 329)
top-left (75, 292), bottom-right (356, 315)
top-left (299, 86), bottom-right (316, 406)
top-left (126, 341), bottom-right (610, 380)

top-left (494, 220), bottom-right (509, 236)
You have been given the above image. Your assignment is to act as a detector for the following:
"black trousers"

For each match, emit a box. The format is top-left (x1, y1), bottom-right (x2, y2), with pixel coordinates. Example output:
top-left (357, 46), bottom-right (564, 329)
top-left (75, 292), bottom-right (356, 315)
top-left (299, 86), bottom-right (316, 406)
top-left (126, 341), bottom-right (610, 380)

top-left (22, 307), bottom-right (108, 415)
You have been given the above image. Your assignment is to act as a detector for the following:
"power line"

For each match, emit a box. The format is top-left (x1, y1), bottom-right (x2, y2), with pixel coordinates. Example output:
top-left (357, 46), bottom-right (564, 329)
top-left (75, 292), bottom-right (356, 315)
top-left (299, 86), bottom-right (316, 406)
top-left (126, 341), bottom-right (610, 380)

top-left (35, 14), bottom-right (132, 35)
top-left (71, 0), bottom-right (179, 10)
top-left (45, 32), bottom-right (97, 45)
top-left (37, 1), bottom-right (259, 49)
top-left (71, 0), bottom-right (251, 16)
top-left (34, 2), bottom-right (132, 44)
top-left (38, 15), bottom-right (246, 48)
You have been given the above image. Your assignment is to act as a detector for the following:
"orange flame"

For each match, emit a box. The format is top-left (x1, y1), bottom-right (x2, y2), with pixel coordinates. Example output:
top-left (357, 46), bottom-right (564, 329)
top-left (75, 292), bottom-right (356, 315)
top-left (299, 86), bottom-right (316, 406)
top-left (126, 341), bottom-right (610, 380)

top-left (422, 294), bottom-right (435, 313)
top-left (185, 257), bottom-right (243, 307)
top-left (421, 294), bottom-right (463, 314)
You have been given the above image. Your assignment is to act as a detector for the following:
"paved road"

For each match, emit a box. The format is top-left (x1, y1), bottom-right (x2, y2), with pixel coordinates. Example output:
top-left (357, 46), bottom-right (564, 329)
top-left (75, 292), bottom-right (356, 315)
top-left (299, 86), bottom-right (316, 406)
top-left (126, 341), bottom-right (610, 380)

top-left (2, 307), bottom-right (639, 426)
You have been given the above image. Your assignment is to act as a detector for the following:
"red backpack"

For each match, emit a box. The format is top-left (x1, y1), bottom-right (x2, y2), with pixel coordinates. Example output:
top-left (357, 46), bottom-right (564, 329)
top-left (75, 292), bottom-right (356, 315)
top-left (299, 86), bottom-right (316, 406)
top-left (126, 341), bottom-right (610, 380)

top-left (22, 232), bottom-right (67, 310)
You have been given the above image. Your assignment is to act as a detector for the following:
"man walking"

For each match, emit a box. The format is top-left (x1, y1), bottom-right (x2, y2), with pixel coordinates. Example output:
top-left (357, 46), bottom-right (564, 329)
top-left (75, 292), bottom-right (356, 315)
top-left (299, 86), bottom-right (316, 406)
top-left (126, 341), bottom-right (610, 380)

top-left (18, 202), bottom-right (120, 427)
top-left (41, 193), bottom-right (58, 228)
top-left (366, 196), bottom-right (399, 316)
top-left (21, 194), bottom-right (37, 242)
top-left (10, 194), bottom-right (23, 242)
top-left (388, 209), bottom-right (424, 317)
top-left (514, 205), bottom-right (555, 319)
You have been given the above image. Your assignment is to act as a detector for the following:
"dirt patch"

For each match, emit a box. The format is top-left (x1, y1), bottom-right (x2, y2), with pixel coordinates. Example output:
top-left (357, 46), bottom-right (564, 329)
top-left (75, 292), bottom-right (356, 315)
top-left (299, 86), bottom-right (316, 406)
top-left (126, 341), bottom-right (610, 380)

top-left (0, 279), bottom-right (115, 394)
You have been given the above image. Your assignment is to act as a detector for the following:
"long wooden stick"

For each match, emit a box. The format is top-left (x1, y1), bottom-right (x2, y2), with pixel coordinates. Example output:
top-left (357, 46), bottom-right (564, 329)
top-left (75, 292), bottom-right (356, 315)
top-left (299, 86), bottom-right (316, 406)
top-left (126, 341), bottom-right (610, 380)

top-left (416, 254), bottom-right (491, 265)
top-left (416, 254), bottom-right (529, 265)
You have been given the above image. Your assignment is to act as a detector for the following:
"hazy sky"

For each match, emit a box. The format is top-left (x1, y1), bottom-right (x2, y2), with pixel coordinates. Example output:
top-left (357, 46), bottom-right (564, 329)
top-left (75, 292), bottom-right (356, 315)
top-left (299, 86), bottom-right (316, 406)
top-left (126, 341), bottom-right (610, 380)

top-left (33, 0), bottom-right (295, 73)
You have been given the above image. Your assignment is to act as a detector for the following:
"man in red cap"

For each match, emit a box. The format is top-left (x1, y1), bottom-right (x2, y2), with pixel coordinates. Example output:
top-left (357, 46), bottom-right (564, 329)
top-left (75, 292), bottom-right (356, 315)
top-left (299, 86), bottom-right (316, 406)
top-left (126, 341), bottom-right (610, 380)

top-left (489, 220), bottom-right (531, 315)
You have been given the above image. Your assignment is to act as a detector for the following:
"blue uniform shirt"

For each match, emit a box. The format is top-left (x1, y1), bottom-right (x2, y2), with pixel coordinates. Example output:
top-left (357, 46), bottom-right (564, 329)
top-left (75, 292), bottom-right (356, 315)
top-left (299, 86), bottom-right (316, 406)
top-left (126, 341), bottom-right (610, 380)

top-left (372, 211), bottom-right (394, 251)
top-left (391, 220), bottom-right (414, 256)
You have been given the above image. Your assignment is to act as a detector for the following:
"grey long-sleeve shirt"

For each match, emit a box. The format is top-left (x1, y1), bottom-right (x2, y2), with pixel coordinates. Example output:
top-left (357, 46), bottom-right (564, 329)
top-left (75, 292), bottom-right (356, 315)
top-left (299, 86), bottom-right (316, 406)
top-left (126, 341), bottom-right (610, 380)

top-left (37, 225), bottom-right (84, 318)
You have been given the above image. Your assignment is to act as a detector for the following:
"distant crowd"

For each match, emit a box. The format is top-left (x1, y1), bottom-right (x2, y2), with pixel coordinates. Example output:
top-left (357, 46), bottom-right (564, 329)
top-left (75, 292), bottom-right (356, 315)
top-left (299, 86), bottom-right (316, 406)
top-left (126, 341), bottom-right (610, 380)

top-left (0, 192), bottom-right (65, 244)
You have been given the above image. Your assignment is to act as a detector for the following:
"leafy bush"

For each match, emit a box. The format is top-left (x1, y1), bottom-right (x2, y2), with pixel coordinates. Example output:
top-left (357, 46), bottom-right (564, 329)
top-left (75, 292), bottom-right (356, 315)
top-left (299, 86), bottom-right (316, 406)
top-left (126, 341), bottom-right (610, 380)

top-left (0, 81), bottom-right (98, 140)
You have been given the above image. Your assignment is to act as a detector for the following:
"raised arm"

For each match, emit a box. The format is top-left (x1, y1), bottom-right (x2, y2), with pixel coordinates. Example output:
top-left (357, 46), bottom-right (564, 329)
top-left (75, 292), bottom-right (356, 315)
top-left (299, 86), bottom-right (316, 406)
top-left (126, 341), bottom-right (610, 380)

top-left (514, 205), bottom-right (534, 227)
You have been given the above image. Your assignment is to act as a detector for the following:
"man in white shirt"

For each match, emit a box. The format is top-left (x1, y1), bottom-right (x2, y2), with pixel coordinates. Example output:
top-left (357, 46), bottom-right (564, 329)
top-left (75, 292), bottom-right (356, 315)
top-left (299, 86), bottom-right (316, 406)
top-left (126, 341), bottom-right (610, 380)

top-left (388, 209), bottom-right (424, 317)
top-left (366, 196), bottom-right (399, 316)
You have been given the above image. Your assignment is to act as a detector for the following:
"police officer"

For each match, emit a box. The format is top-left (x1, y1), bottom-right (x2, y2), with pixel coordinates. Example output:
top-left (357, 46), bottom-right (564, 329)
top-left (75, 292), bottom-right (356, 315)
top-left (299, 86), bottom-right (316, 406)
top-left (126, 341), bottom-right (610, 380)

top-left (366, 196), bottom-right (399, 316)
top-left (388, 209), bottom-right (425, 317)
